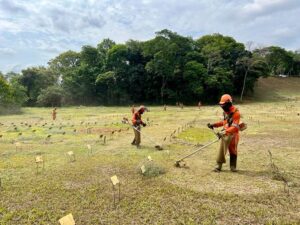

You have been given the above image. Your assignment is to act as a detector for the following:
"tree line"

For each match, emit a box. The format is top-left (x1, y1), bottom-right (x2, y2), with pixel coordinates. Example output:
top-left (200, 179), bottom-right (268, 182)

top-left (1, 29), bottom-right (300, 110)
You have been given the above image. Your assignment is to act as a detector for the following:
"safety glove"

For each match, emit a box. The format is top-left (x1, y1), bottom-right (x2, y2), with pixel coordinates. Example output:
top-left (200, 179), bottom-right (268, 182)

top-left (216, 130), bottom-right (226, 139)
top-left (142, 123), bottom-right (147, 127)
top-left (207, 123), bottom-right (214, 129)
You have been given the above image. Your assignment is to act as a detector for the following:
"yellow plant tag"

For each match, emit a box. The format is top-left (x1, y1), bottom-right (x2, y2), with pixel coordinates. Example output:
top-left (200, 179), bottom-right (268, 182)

top-left (59, 213), bottom-right (75, 225)
top-left (111, 175), bottom-right (119, 186)
top-left (35, 156), bottom-right (43, 163)
top-left (15, 142), bottom-right (21, 147)
top-left (141, 165), bottom-right (146, 174)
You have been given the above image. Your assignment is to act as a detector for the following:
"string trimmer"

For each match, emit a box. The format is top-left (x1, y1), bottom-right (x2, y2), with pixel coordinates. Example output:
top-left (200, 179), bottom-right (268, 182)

top-left (122, 118), bottom-right (163, 150)
top-left (174, 138), bottom-right (219, 167)
top-left (174, 128), bottom-right (220, 167)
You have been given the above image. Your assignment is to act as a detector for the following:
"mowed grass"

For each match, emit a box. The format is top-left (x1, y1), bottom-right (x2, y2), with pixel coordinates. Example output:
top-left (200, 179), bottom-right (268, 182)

top-left (253, 76), bottom-right (300, 102)
top-left (1, 93), bottom-right (300, 223)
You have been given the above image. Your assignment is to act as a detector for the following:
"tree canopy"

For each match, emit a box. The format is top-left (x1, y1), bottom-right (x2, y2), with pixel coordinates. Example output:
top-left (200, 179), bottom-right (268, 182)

top-left (1, 30), bottom-right (299, 108)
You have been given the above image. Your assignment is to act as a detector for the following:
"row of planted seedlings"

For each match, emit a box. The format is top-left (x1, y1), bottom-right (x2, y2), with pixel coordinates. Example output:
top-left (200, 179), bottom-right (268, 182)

top-left (0, 114), bottom-right (134, 180)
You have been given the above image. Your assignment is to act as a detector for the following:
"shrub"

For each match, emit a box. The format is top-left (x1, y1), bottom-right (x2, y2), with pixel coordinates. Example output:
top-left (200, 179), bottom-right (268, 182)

top-left (139, 161), bottom-right (166, 177)
top-left (37, 86), bottom-right (64, 107)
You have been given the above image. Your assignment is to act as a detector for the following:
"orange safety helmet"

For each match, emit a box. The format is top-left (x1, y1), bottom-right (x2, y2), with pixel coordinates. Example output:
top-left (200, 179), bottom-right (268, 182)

top-left (219, 94), bottom-right (232, 105)
top-left (138, 105), bottom-right (147, 113)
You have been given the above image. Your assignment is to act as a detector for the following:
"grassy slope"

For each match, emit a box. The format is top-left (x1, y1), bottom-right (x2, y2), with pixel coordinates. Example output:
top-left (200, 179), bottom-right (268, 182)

top-left (252, 76), bottom-right (300, 102)
top-left (0, 78), bottom-right (300, 224)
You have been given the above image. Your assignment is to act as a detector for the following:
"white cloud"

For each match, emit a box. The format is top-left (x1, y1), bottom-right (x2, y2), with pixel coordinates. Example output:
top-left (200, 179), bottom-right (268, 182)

top-left (0, 0), bottom-right (28, 14)
top-left (0, 0), bottom-right (300, 73)
top-left (0, 47), bottom-right (16, 55)
top-left (0, 18), bottom-right (22, 33)
top-left (241, 0), bottom-right (300, 18)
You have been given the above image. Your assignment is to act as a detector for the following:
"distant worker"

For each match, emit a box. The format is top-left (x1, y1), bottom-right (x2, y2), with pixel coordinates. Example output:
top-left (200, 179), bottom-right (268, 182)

top-left (207, 94), bottom-right (241, 172)
top-left (131, 105), bottom-right (135, 114)
top-left (131, 105), bottom-right (147, 148)
top-left (52, 108), bottom-right (57, 121)
top-left (198, 101), bottom-right (202, 109)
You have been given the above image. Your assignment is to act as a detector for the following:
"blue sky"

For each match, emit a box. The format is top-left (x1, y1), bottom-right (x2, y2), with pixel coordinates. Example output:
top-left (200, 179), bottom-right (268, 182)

top-left (0, 0), bottom-right (299, 73)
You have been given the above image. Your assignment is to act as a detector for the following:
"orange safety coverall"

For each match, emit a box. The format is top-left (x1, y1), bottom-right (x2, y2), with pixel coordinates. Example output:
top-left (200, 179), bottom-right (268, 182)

top-left (132, 111), bottom-right (145, 146)
top-left (132, 111), bottom-right (144, 126)
top-left (52, 109), bottom-right (57, 121)
top-left (213, 106), bottom-right (240, 155)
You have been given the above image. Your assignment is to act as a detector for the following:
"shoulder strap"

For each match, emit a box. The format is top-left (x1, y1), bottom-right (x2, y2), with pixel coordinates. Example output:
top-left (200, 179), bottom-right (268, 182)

top-left (227, 108), bottom-right (238, 126)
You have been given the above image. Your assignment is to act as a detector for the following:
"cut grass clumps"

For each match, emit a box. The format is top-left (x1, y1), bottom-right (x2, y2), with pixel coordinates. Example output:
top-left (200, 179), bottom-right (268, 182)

top-left (139, 161), bottom-right (166, 177)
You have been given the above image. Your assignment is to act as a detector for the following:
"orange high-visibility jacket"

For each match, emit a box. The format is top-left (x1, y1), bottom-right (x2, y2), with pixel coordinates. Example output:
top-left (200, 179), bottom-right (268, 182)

top-left (52, 110), bottom-right (57, 120)
top-left (213, 106), bottom-right (240, 135)
top-left (132, 111), bottom-right (144, 126)
top-left (213, 106), bottom-right (240, 155)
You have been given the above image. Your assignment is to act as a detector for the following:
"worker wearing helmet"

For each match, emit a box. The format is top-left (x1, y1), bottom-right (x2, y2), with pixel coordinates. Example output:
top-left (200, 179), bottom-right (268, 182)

top-left (207, 94), bottom-right (240, 172)
top-left (131, 105), bottom-right (147, 148)
top-left (52, 108), bottom-right (57, 121)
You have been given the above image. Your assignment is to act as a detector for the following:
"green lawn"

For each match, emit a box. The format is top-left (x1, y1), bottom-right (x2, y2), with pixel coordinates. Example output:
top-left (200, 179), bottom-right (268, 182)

top-left (0, 102), bottom-right (299, 224)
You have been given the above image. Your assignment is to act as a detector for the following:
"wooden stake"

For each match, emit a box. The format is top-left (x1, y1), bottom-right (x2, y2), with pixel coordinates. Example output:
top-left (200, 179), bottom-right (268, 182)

top-left (111, 175), bottom-right (121, 208)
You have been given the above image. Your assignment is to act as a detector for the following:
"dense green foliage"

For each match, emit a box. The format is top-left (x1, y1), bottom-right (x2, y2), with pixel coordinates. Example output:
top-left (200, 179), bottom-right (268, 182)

top-left (0, 72), bottom-right (27, 114)
top-left (254, 46), bottom-right (300, 76)
top-left (36, 86), bottom-right (65, 107)
top-left (1, 30), bottom-right (300, 107)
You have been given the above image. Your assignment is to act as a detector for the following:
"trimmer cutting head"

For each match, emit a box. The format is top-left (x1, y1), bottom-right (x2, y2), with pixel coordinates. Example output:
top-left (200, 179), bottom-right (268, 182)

top-left (174, 160), bottom-right (186, 168)
top-left (155, 145), bottom-right (163, 150)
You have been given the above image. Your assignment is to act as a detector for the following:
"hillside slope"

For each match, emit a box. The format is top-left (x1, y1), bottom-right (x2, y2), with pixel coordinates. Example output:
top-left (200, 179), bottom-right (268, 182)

top-left (253, 77), bottom-right (300, 102)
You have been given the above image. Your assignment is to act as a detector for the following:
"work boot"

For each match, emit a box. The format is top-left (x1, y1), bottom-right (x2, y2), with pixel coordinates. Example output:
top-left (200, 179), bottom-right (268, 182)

top-left (213, 163), bottom-right (222, 172)
top-left (131, 138), bottom-right (136, 145)
top-left (230, 154), bottom-right (237, 172)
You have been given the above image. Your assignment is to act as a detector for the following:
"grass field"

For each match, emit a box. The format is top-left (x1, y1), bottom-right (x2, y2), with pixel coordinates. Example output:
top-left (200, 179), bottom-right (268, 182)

top-left (0, 78), bottom-right (300, 224)
top-left (252, 77), bottom-right (300, 102)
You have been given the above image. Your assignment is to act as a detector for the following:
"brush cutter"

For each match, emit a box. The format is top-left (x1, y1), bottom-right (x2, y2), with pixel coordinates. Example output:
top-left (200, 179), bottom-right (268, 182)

top-left (122, 118), bottom-right (163, 150)
top-left (174, 138), bottom-right (219, 167)
top-left (132, 126), bottom-right (163, 150)
top-left (175, 127), bottom-right (221, 167)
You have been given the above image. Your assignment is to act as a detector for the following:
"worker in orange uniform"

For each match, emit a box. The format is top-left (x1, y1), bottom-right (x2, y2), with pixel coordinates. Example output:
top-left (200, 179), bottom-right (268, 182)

top-left (131, 106), bottom-right (147, 148)
top-left (198, 101), bottom-right (202, 109)
top-left (207, 94), bottom-right (240, 172)
top-left (131, 105), bottom-right (135, 114)
top-left (52, 108), bottom-right (57, 121)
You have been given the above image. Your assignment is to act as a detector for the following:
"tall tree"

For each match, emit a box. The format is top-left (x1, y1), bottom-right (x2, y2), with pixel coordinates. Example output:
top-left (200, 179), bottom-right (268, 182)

top-left (125, 40), bottom-right (148, 102)
top-left (19, 67), bottom-right (57, 105)
top-left (97, 38), bottom-right (116, 71)
top-left (196, 34), bottom-right (246, 101)
top-left (196, 34), bottom-right (245, 73)
top-left (143, 29), bottom-right (193, 103)
top-left (254, 46), bottom-right (293, 75)
top-left (236, 52), bottom-right (268, 101)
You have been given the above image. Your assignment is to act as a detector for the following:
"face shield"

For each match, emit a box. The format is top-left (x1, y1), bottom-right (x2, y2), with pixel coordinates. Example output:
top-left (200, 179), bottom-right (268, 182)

top-left (220, 101), bottom-right (232, 112)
